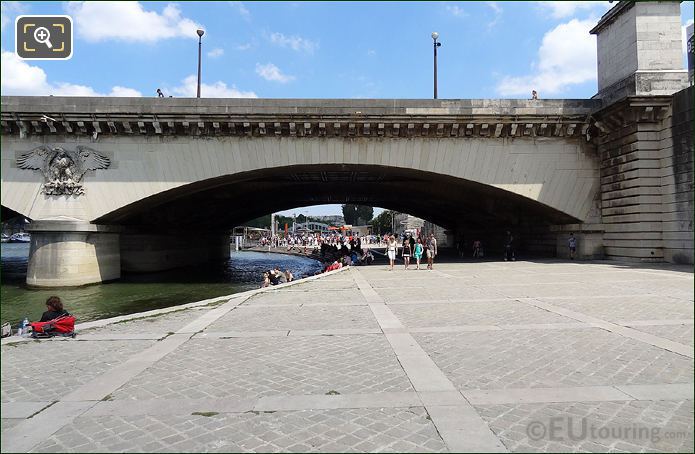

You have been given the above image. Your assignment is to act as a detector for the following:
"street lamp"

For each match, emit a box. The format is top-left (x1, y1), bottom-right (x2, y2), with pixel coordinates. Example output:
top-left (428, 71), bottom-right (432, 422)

top-left (196, 29), bottom-right (205, 98)
top-left (431, 32), bottom-right (442, 99)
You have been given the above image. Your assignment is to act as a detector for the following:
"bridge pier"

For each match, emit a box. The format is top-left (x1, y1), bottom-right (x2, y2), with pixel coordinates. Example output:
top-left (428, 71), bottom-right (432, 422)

top-left (120, 232), bottom-right (229, 273)
top-left (26, 221), bottom-right (121, 287)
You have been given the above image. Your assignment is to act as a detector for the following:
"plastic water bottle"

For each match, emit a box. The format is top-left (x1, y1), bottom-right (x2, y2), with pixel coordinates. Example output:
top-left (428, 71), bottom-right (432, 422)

top-left (19, 317), bottom-right (28, 336)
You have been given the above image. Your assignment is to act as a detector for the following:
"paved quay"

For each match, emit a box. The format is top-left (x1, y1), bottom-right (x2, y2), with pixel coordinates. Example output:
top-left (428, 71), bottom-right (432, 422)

top-left (1, 260), bottom-right (693, 453)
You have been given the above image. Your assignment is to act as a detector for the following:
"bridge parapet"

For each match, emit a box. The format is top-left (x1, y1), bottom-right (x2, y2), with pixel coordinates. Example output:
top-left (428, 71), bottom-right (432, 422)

top-left (1, 97), bottom-right (600, 139)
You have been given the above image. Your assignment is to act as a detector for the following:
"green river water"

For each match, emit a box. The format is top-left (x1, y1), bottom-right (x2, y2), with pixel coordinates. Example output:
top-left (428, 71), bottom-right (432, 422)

top-left (1, 243), bottom-right (322, 326)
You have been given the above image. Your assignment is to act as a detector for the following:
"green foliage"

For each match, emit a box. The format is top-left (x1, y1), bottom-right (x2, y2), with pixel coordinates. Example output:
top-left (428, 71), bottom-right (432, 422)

top-left (369, 210), bottom-right (394, 235)
top-left (342, 204), bottom-right (373, 225)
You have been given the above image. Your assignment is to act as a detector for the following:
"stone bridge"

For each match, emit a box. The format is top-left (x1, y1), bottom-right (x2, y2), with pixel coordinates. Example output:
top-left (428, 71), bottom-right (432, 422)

top-left (0, 0), bottom-right (692, 287)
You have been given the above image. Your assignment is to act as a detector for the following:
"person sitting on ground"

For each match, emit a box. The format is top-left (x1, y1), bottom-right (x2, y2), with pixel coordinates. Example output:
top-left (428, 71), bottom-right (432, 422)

top-left (364, 248), bottom-right (374, 265)
top-left (268, 269), bottom-right (280, 285)
top-left (40, 296), bottom-right (69, 322)
top-left (261, 272), bottom-right (271, 288)
top-left (274, 266), bottom-right (288, 284)
top-left (285, 269), bottom-right (294, 282)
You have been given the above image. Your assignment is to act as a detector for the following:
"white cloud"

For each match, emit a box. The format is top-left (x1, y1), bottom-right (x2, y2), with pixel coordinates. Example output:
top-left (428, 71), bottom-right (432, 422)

top-left (486, 1), bottom-right (503, 29)
top-left (269, 32), bottom-right (317, 54)
top-left (255, 63), bottom-right (295, 83)
top-left (109, 86), bottom-right (143, 97)
top-left (65, 1), bottom-right (203, 42)
top-left (487, 1), bottom-right (502, 14)
top-left (445, 5), bottom-right (466, 17)
top-left (1, 1), bottom-right (27, 31)
top-left (1, 50), bottom-right (142, 96)
top-left (207, 47), bottom-right (224, 58)
top-left (229, 1), bottom-right (250, 20)
top-left (367, 49), bottom-right (376, 57)
top-left (170, 75), bottom-right (257, 98)
top-left (537, 1), bottom-right (610, 19)
top-left (236, 43), bottom-right (252, 51)
top-left (496, 18), bottom-right (598, 96)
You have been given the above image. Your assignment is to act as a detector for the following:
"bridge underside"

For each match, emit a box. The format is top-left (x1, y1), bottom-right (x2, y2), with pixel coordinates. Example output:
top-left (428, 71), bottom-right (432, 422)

top-left (96, 164), bottom-right (578, 232)
top-left (13, 164), bottom-right (596, 288)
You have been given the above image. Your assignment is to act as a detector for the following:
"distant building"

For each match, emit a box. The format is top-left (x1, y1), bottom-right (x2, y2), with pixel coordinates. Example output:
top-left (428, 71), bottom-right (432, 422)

top-left (292, 221), bottom-right (331, 233)
top-left (393, 213), bottom-right (424, 235)
top-left (312, 215), bottom-right (345, 226)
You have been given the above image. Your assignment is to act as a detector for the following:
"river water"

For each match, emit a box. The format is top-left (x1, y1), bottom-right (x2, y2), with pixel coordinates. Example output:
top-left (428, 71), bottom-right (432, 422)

top-left (0, 243), bottom-right (322, 325)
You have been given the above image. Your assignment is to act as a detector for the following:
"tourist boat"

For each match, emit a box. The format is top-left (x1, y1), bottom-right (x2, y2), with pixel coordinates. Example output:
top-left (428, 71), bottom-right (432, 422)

top-left (9, 233), bottom-right (30, 243)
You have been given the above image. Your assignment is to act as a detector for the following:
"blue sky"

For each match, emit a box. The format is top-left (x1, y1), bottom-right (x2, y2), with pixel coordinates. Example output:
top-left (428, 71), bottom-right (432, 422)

top-left (2, 1), bottom-right (693, 216)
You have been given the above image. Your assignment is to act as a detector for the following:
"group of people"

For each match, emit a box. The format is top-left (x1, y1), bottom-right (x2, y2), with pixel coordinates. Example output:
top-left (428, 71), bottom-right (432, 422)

top-left (455, 231), bottom-right (578, 261)
top-left (261, 266), bottom-right (294, 288)
top-left (385, 233), bottom-right (438, 271)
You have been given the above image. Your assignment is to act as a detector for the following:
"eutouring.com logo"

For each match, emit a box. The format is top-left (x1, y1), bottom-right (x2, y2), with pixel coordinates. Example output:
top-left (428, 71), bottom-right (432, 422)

top-left (526, 417), bottom-right (689, 444)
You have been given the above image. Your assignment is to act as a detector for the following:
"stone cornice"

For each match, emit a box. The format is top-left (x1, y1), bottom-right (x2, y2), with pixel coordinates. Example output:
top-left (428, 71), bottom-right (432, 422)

top-left (590, 95), bottom-right (673, 135)
top-left (1, 96), bottom-right (599, 139)
top-left (589, 1), bottom-right (634, 35)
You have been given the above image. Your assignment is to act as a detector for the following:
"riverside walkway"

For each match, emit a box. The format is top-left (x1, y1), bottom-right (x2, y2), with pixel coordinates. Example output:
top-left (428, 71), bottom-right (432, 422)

top-left (1, 260), bottom-right (693, 453)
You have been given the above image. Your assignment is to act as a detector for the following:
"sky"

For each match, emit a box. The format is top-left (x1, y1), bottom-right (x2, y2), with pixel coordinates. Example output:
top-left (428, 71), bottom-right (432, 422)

top-left (2, 1), bottom-right (693, 217)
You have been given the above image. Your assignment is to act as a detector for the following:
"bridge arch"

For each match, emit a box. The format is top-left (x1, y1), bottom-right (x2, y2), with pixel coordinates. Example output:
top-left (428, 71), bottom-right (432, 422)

top-left (1, 96), bottom-right (603, 287)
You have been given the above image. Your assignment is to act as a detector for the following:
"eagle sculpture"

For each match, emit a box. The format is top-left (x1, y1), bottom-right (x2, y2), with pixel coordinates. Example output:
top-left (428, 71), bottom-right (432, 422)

top-left (17, 145), bottom-right (110, 196)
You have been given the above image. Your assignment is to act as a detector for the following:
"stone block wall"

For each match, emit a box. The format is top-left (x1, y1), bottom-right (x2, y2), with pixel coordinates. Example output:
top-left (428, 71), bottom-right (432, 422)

top-left (662, 86), bottom-right (694, 263)
top-left (596, 87), bottom-right (694, 264)
top-left (595, 3), bottom-right (638, 91)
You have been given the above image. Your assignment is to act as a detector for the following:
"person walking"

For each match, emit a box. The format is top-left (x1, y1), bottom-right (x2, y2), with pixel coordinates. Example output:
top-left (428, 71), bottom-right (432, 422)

top-left (568, 233), bottom-right (577, 260)
top-left (426, 233), bottom-right (437, 270)
top-left (387, 235), bottom-right (397, 271)
top-left (473, 239), bottom-right (482, 258)
top-left (402, 237), bottom-right (412, 270)
top-left (504, 231), bottom-right (515, 261)
top-left (413, 238), bottom-right (424, 270)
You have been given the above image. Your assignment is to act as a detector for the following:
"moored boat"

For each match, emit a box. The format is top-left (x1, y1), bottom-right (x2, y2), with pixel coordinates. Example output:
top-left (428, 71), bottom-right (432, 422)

top-left (9, 232), bottom-right (30, 243)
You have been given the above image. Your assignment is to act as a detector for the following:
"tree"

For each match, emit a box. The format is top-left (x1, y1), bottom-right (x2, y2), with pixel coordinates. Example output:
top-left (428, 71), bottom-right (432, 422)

top-left (369, 210), bottom-right (394, 235)
top-left (342, 204), bottom-right (374, 225)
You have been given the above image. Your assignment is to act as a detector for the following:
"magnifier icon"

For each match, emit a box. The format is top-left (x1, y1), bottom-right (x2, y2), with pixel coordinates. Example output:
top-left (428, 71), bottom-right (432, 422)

top-left (33, 27), bottom-right (53, 49)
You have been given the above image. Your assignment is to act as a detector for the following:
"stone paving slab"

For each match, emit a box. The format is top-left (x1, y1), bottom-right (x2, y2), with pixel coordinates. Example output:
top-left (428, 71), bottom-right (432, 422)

top-left (376, 286), bottom-right (504, 302)
top-left (492, 282), bottom-right (650, 299)
top-left (2, 418), bottom-right (22, 434)
top-left (627, 324), bottom-right (695, 346)
top-left (1, 401), bottom-right (52, 419)
top-left (1, 340), bottom-right (154, 403)
top-left (389, 300), bottom-right (576, 328)
top-left (30, 407), bottom-right (448, 453)
top-left (475, 399), bottom-right (694, 453)
top-left (537, 296), bottom-right (694, 323)
top-left (2, 260), bottom-right (693, 453)
top-left (79, 307), bottom-right (211, 335)
top-left (111, 335), bottom-right (413, 401)
top-left (415, 328), bottom-right (694, 390)
top-left (243, 289), bottom-right (367, 306)
top-left (206, 305), bottom-right (379, 332)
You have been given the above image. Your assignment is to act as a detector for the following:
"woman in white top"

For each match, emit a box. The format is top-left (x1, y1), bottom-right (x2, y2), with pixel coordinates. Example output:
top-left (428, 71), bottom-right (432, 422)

top-left (387, 235), bottom-right (397, 271)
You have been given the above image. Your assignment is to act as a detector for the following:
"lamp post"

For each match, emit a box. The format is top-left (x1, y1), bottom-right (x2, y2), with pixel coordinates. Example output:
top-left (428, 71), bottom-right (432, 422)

top-left (196, 29), bottom-right (205, 98)
top-left (431, 32), bottom-right (441, 99)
